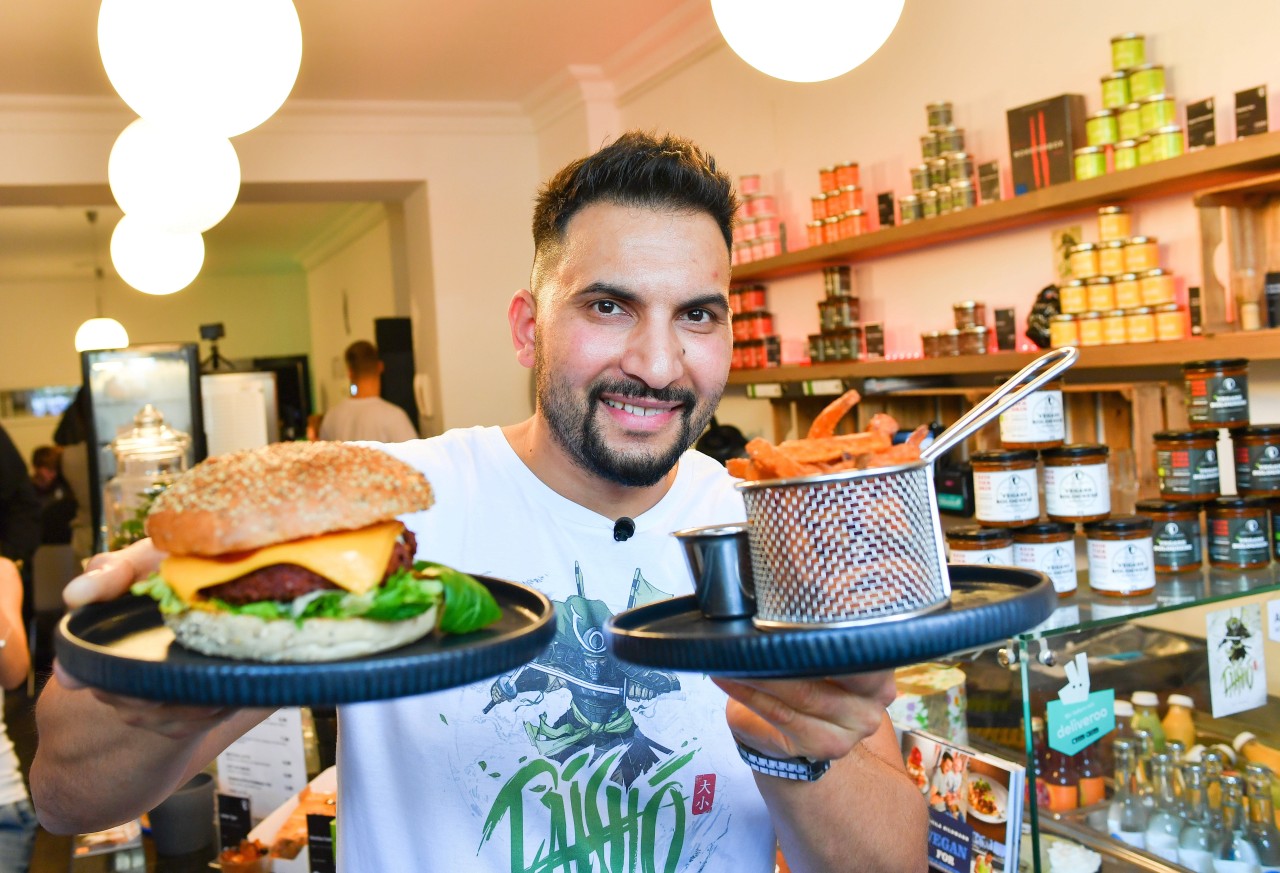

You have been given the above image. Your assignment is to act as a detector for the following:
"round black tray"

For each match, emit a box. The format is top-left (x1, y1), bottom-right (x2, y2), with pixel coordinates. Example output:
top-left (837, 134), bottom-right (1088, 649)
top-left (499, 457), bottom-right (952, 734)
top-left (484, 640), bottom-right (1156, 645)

top-left (55, 576), bottom-right (555, 706)
top-left (604, 565), bottom-right (1053, 677)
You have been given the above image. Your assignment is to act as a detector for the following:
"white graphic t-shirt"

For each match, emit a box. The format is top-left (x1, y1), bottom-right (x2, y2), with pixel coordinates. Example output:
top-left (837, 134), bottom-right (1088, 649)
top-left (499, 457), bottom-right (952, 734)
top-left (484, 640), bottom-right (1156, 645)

top-left (338, 426), bottom-right (775, 872)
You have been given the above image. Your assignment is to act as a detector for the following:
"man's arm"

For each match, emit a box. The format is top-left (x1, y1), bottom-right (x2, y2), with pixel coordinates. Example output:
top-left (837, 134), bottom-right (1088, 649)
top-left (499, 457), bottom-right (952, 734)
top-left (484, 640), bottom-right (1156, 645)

top-left (715, 674), bottom-right (928, 872)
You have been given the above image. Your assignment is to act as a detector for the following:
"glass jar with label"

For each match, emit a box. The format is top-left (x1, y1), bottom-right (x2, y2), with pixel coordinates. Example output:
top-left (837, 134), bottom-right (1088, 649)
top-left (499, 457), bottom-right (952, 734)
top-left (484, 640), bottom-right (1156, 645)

top-left (1076, 311), bottom-right (1103, 346)
top-left (1074, 146), bottom-right (1107, 181)
top-left (1050, 313), bottom-right (1079, 348)
top-left (959, 325), bottom-right (989, 355)
top-left (1043, 445), bottom-right (1112, 523)
top-left (1111, 33), bottom-right (1145, 71)
top-left (1136, 135), bottom-right (1154, 166)
top-left (972, 450), bottom-right (1041, 527)
top-left (1129, 63), bottom-right (1165, 101)
top-left (807, 334), bottom-right (826, 364)
top-left (810, 194), bottom-right (829, 221)
top-left (1183, 359), bottom-right (1250, 429)
top-left (910, 164), bottom-right (930, 193)
top-left (834, 162), bottom-right (859, 189)
top-left (900, 194), bottom-right (923, 223)
top-left (1155, 430), bottom-right (1221, 500)
top-left (921, 189), bottom-right (940, 219)
top-left (947, 152), bottom-right (975, 183)
top-left (1085, 516), bottom-right (1156, 596)
top-left (1087, 110), bottom-right (1119, 147)
top-left (920, 331), bottom-right (941, 358)
top-left (1060, 280), bottom-right (1088, 314)
top-left (920, 133), bottom-right (940, 161)
top-left (1099, 241), bottom-right (1127, 278)
top-left (1101, 72), bottom-right (1130, 110)
top-left (1154, 303), bottom-right (1185, 341)
top-left (1141, 268), bottom-right (1175, 306)
top-left (927, 102), bottom-right (954, 129)
top-left (1114, 139), bottom-right (1140, 171)
top-left (1124, 237), bottom-right (1159, 272)
top-left (1139, 93), bottom-right (1176, 132)
top-left (1069, 243), bottom-right (1100, 279)
top-left (1150, 125), bottom-right (1184, 162)
top-left (953, 300), bottom-right (986, 329)
top-left (1232, 424), bottom-right (1280, 497)
top-left (1207, 497), bottom-right (1271, 570)
top-left (952, 179), bottom-right (977, 211)
top-left (1087, 276), bottom-right (1116, 311)
top-left (1114, 273), bottom-right (1142, 309)
top-left (1098, 206), bottom-right (1132, 242)
top-left (938, 329), bottom-right (961, 357)
top-left (929, 158), bottom-right (950, 188)
top-left (1271, 500), bottom-right (1280, 561)
top-left (934, 184), bottom-right (953, 214)
top-left (1118, 103), bottom-right (1144, 140)
top-left (1101, 309), bottom-right (1127, 344)
top-left (946, 525), bottom-right (1014, 566)
top-left (1013, 522), bottom-right (1078, 596)
top-left (999, 379), bottom-right (1065, 450)
top-left (1135, 499), bottom-right (1203, 574)
top-left (937, 126), bottom-right (965, 154)
top-left (1125, 306), bottom-right (1156, 343)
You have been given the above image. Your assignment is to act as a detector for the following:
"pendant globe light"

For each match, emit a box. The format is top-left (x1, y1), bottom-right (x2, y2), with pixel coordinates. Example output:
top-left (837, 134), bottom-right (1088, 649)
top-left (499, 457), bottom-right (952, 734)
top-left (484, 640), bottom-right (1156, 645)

top-left (98, 0), bottom-right (303, 138)
top-left (109, 119), bottom-right (240, 234)
top-left (111, 214), bottom-right (205, 297)
top-left (710, 0), bottom-right (905, 83)
top-left (75, 211), bottom-right (130, 352)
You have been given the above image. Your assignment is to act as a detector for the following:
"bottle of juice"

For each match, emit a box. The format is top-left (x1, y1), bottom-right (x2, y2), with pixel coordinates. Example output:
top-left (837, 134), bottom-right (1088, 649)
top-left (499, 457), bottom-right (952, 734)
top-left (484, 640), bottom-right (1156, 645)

top-left (1029, 716), bottom-right (1051, 808)
top-left (1132, 691), bottom-right (1167, 751)
top-left (1078, 741), bottom-right (1107, 808)
top-left (1046, 747), bottom-right (1080, 812)
top-left (1164, 694), bottom-right (1198, 749)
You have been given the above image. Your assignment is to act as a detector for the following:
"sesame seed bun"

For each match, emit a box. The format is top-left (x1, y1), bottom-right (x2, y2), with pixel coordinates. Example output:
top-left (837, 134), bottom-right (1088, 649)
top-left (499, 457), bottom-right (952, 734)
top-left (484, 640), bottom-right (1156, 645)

top-left (146, 441), bottom-right (434, 556)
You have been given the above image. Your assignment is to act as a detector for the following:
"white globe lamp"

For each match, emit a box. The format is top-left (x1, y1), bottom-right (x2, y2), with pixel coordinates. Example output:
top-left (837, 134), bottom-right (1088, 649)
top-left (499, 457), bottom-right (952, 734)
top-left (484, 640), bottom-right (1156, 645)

top-left (109, 119), bottom-right (240, 234)
top-left (98, 0), bottom-right (303, 138)
top-left (710, 0), bottom-right (905, 83)
top-left (111, 215), bottom-right (205, 296)
top-left (75, 318), bottom-right (130, 352)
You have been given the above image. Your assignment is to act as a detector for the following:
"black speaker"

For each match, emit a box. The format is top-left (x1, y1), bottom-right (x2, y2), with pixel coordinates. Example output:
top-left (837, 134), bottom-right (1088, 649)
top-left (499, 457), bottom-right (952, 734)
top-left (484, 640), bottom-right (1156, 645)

top-left (375, 317), bottom-right (419, 432)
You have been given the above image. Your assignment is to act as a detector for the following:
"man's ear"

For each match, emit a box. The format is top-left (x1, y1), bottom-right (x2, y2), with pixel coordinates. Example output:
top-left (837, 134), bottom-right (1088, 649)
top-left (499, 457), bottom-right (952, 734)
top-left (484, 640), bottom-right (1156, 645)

top-left (508, 289), bottom-right (537, 369)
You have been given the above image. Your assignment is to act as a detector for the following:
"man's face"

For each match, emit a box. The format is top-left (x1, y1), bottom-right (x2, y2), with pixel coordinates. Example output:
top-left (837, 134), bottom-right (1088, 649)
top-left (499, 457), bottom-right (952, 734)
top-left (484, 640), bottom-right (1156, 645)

top-left (532, 202), bottom-right (731, 487)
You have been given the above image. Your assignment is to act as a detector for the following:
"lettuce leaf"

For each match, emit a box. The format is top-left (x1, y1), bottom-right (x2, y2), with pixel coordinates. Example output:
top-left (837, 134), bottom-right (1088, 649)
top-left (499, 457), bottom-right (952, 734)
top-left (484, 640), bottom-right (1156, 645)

top-left (413, 561), bottom-right (503, 634)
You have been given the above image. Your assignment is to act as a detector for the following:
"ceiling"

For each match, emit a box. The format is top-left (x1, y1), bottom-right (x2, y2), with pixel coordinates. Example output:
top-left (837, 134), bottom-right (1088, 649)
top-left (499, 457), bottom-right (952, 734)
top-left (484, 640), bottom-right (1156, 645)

top-left (0, 0), bottom-right (701, 281)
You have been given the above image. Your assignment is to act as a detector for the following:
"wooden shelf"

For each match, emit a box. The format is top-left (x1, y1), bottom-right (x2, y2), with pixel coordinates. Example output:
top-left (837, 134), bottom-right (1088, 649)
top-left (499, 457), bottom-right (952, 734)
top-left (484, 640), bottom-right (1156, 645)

top-left (727, 328), bottom-right (1280, 386)
top-left (733, 131), bottom-right (1280, 282)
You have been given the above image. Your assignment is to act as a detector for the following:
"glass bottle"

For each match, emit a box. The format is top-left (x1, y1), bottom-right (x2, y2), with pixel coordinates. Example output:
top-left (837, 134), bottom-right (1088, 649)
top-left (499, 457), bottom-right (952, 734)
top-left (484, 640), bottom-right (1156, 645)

top-left (1169, 740), bottom-right (1189, 797)
top-left (1145, 752), bottom-right (1186, 862)
top-left (1134, 728), bottom-right (1158, 810)
top-left (1245, 764), bottom-right (1280, 872)
top-left (1163, 693), bottom-right (1198, 749)
top-left (1102, 699), bottom-right (1137, 774)
top-left (1078, 741), bottom-right (1107, 808)
top-left (1132, 691), bottom-right (1167, 751)
top-left (1206, 749), bottom-right (1229, 811)
top-left (1215, 775), bottom-right (1262, 872)
top-left (1046, 747), bottom-right (1080, 812)
top-left (1108, 738), bottom-right (1149, 848)
top-left (1181, 763), bottom-right (1224, 873)
top-left (1029, 716), bottom-right (1051, 808)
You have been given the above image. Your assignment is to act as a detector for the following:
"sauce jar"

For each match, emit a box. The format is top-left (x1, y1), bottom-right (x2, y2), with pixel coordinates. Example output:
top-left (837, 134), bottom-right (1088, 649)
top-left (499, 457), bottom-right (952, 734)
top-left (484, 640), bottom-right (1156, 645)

top-left (841, 184), bottom-right (864, 212)
top-left (1150, 125), bottom-right (1185, 162)
top-left (937, 126), bottom-right (965, 154)
top-left (1271, 500), bottom-right (1280, 561)
top-left (1087, 110), bottom-right (1120, 147)
top-left (1043, 445), bottom-right (1111, 523)
top-left (1085, 516), bottom-right (1156, 596)
top-left (1101, 309), bottom-right (1127, 344)
top-left (1101, 72), bottom-right (1130, 110)
top-left (951, 179), bottom-right (977, 211)
top-left (927, 102), bottom-right (953, 129)
top-left (1125, 306), bottom-right (1156, 342)
top-left (1118, 103), bottom-right (1144, 141)
top-left (1141, 268), bottom-right (1175, 306)
top-left (1069, 243), bottom-right (1100, 279)
top-left (1232, 424), bottom-right (1280, 497)
top-left (946, 526), bottom-right (1014, 566)
top-left (834, 161), bottom-right (859, 189)
top-left (999, 379), bottom-right (1065, 450)
top-left (1077, 311), bottom-right (1103, 346)
top-left (1155, 430), bottom-right (1221, 500)
top-left (953, 300), bottom-right (986, 329)
top-left (1087, 276), bottom-right (1116, 311)
top-left (1098, 206), bottom-right (1132, 242)
top-left (947, 152), bottom-right (975, 183)
top-left (1184, 359), bottom-right (1250, 429)
top-left (1111, 32), bottom-right (1146, 71)
top-left (1207, 497), bottom-right (1271, 570)
top-left (1013, 522), bottom-right (1078, 596)
top-left (1136, 499), bottom-right (1204, 575)
top-left (920, 133), bottom-right (940, 161)
top-left (1074, 146), bottom-right (1107, 181)
top-left (1137, 135), bottom-right (1154, 166)
top-left (938, 329), bottom-right (961, 357)
top-left (1129, 63), bottom-right (1165, 101)
top-left (807, 334), bottom-right (825, 364)
top-left (1114, 139), bottom-right (1140, 171)
top-left (1155, 303), bottom-right (1185, 341)
top-left (1049, 313), bottom-right (1079, 348)
top-left (818, 166), bottom-right (836, 192)
top-left (822, 216), bottom-right (840, 244)
top-left (806, 220), bottom-right (824, 248)
top-left (899, 194), bottom-right (923, 224)
top-left (740, 285), bottom-right (767, 311)
top-left (910, 165), bottom-right (930, 193)
top-left (959, 325), bottom-right (989, 355)
top-left (1139, 93), bottom-right (1176, 133)
top-left (929, 158), bottom-right (950, 187)
top-left (934, 184), bottom-right (953, 215)
top-left (1098, 241), bottom-right (1127, 278)
top-left (1114, 273), bottom-right (1142, 309)
top-left (1060, 280), bottom-right (1088, 314)
top-left (972, 450), bottom-right (1041, 527)
top-left (1124, 236), bottom-right (1159, 272)
top-left (920, 331), bottom-right (941, 358)
top-left (921, 189), bottom-right (940, 219)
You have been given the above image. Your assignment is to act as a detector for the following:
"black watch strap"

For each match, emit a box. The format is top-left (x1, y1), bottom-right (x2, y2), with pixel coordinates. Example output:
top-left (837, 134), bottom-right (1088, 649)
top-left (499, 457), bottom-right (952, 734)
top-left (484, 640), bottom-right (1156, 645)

top-left (735, 740), bottom-right (831, 782)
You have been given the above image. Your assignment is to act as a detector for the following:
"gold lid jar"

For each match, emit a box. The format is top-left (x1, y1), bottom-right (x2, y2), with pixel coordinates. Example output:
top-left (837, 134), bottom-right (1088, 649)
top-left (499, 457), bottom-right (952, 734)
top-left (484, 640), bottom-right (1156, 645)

top-left (1085, 515), bottom-right (1156, 597)
top-left (1049, 313), bottom-right (1079, 348)
top-left (972, 450), bottom-right (1041, 527)
top-left (1043, 444), bottom-right (1111, 523)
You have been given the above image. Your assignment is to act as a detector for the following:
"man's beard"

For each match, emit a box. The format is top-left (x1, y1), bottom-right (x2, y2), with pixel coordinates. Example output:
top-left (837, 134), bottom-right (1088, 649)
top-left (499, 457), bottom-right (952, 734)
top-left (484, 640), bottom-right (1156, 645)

top-left (535, 350), bottom-right (719, 488)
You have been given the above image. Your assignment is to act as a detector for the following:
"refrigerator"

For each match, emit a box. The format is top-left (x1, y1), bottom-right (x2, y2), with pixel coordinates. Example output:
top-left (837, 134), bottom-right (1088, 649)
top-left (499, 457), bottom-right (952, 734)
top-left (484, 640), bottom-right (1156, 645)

top-left (81, 343), bottom-right (206, 552)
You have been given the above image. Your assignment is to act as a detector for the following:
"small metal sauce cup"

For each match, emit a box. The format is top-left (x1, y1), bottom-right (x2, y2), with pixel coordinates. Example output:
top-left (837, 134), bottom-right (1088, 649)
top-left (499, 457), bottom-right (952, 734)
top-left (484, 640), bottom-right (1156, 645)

top-left (672, 523), bottom-right (756, 619)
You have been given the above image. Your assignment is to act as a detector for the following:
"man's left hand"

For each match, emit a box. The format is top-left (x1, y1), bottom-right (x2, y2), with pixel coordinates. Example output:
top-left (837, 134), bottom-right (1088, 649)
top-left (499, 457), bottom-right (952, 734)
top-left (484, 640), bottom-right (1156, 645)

top-left (711, 671), bottom-right (896, 762)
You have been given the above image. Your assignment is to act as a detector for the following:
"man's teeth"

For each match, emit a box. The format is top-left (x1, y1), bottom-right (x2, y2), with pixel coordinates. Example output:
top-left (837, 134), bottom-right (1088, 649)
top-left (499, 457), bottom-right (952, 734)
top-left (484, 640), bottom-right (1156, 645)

top-left (604, 398), bottom-right (666, 417)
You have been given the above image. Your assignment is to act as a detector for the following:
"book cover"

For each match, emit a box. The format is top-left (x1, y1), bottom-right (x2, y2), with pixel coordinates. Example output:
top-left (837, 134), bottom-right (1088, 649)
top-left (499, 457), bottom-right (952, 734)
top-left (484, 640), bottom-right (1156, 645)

top-left (902, 729), bottom-right (1024, 873)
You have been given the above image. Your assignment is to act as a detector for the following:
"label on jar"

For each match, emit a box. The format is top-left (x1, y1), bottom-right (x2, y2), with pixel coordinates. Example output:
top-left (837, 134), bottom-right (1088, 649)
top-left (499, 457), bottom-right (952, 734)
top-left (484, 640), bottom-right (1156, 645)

top-left (1151, 518), bottom-right (1202, 571)
top-left (1208, 515), bottom-right (1269, 566)
top-left (974, 469), bottom-right (1039, 523)
top-left (1157, 446), bottom-right (1220, 497)
top-left (1087, 536), bottom-right (1156, 594)
top-left (948, 544), bottom-right (1014, 566)
top-left (998, 389), bottom-right (1064, 444)
top-left (1044, 462), bottom-right (1110, 518)
top-left (1235, 442), bottom-right (1280, 493)
top-left (1186, 372), bottom-right (1249, 424)
top-left (1015, 540), bottom-right (1078, 594)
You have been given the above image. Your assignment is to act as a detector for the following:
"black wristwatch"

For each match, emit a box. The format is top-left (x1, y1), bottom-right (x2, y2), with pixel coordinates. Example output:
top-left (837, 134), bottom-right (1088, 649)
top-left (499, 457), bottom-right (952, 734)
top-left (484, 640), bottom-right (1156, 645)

top-left (735, 740), bottom-right (831, 782)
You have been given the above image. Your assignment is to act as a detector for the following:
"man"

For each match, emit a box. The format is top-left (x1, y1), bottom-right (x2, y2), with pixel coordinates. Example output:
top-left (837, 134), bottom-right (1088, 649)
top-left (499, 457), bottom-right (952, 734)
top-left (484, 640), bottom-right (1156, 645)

top-left (317, 340), bottom-right (418, 442)
top-left (32, 132), bottom-right (926, 871)
top-left (30, 446), bottom-right (77, 546)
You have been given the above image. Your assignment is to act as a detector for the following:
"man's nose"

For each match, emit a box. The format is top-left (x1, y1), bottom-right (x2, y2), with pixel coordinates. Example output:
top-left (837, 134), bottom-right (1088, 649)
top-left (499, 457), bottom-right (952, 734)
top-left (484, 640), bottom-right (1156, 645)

top-left (619, 320), bottom-right (683, 389)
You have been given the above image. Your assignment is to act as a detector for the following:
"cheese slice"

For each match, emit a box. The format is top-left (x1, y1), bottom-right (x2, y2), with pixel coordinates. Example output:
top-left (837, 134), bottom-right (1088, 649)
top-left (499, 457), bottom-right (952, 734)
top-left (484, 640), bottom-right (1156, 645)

top-left (161, 521), bottom-right (405, 603)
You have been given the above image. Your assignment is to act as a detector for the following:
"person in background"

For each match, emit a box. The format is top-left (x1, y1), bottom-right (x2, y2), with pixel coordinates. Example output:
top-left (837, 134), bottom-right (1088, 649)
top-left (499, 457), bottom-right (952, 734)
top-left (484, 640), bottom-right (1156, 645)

top-left (51, 388), bottom-right (93, 562)
top-left (317, 340), bottom-right (418, 443)
top-left (0, 558), bottom-right (36, 872)
top-left (0, 425), bottom-right (40, 613)
top-left (30, 447), bottom-right (76, 547)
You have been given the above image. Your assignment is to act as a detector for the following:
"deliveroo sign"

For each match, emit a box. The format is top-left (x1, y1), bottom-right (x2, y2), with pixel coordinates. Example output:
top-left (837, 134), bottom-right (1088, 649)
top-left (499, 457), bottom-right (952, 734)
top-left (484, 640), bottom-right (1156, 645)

top-left (1046, 652), bottom-right (1116, 755)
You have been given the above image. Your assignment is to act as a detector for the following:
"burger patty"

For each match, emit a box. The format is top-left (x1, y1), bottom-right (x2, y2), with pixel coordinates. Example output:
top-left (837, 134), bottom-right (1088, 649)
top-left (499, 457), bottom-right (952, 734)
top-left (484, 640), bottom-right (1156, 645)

top-left (202, 529), bottom-right (418, 605)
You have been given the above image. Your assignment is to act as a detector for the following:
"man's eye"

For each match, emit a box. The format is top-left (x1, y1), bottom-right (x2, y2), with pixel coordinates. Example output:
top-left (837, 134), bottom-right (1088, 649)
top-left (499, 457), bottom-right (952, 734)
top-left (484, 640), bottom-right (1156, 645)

top-left (593, 300), bottom-right (619, 314)
top-left (686, 308), bottom-right (714, 323)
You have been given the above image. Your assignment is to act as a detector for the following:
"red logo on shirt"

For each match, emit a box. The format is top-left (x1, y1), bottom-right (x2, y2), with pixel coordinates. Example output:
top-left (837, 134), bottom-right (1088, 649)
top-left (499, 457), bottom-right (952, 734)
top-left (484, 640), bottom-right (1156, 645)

top-left (692, 774), bottom-right (716, 815)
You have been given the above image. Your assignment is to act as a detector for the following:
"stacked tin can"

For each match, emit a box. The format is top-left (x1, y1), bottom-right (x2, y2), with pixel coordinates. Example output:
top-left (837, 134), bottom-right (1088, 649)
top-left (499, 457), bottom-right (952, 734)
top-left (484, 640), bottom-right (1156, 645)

top-left (1077, 33), bottom-right (1184, 180)
top-left (729, 284), bottom-right (780, 370)
top-left (806, 162), bottom-right (868, 249)
top-left (901, 102), bottom-right (977, 225)
top-left (1150, 358), bottom-right (1280, 575)
top-left (1049, 206), bottom-right (1189, 349)
top-left (920, 300), bottom-right (991, 358)
top-left (731, 173), bottom-right (784, 266)
top-left (806, 266), bottom-right (863, 363)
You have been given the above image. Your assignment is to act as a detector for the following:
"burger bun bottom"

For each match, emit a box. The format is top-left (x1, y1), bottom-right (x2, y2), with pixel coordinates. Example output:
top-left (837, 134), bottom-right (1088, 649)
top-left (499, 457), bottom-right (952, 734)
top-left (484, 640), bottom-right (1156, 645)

top-left (164, 606), bottom-right (438, 663)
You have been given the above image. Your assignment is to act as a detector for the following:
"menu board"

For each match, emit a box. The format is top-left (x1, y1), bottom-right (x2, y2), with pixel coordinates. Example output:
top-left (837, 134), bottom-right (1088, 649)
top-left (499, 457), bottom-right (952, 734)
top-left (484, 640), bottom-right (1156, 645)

top-left (216, 707), bottom-right (308, 824)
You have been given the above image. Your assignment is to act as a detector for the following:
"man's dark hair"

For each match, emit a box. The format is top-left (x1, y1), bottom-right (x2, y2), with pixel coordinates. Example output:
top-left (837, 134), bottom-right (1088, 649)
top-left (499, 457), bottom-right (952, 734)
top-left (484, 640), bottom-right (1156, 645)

top-left (344, 340), bottom-right (382, 379)
top-left (32, 445), bottom-right (61, 472)
top-left (531, 131), bottom-right (737, 289)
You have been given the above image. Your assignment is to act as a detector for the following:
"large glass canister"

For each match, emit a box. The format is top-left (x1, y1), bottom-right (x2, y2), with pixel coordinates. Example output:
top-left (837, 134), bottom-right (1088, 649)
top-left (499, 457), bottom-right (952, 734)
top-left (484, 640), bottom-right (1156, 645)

top-left (103, 404), bottom-right (191, 550)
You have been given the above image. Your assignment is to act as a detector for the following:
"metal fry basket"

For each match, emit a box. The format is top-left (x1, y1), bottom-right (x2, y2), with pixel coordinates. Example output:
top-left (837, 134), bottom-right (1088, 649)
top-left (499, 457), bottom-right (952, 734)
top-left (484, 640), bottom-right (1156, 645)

top-left (736, 346), bottom-right (1078, 631)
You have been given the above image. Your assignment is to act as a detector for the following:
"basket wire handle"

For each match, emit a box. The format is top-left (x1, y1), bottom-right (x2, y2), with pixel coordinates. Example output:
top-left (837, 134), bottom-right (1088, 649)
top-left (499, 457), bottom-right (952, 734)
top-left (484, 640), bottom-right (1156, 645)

top-left (920, 346), bottom-right (1079, 464)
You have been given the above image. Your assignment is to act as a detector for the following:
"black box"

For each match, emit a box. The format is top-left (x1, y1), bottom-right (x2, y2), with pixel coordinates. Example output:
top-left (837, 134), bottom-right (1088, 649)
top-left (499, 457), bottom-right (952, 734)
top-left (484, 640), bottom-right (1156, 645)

top-left (1006, 94), bottom-right (1087, 195)
top-left (995, 307), bottom-right (1017, 351)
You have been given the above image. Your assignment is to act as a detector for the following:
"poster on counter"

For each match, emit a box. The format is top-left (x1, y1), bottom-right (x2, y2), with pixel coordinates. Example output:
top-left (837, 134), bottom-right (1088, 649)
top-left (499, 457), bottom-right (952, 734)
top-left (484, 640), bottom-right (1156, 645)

top-left (1206, 603), bottom-right (1267, 718)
